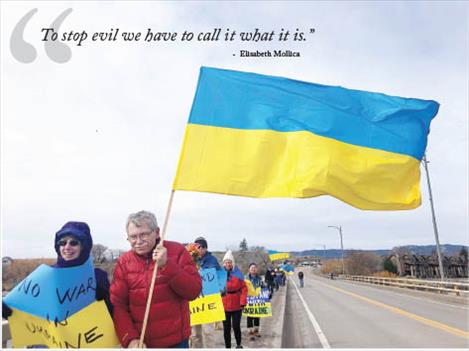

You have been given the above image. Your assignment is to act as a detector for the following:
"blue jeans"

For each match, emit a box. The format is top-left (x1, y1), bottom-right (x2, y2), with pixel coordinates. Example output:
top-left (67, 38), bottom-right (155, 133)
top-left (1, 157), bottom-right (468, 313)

top-left (170, 339), bottom-right (189, 348)
top-left (299, 278), bottom-right (304, 288)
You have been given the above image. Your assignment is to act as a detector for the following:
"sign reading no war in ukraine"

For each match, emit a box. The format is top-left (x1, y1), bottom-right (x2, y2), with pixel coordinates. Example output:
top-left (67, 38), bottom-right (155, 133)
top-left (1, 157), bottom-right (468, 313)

top-left (190, 268), bottom-right (226, 326)
top-left (8, 301), bottom-right (119, 348)
top-left (3, 257), bottom-right (96, 322)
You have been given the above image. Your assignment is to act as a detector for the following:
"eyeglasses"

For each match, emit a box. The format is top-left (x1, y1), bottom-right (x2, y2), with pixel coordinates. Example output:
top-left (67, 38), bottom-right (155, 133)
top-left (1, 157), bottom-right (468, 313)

top-left (127, 231), bottom-right (153, 243)
top-left (58, 239), bottom-right (80, 247)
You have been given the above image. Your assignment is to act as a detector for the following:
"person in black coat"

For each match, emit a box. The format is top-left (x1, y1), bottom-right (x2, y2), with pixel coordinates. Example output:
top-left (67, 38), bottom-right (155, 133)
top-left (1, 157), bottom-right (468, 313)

top-left (264, 267), bottom-right (274, 298)
top-left (298, 271), bottom-right (304, 288)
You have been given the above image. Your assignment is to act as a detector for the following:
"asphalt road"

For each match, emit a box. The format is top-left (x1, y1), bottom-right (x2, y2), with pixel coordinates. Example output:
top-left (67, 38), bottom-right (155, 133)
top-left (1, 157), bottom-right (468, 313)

top-left (283, 269), bottom-right (469, 348)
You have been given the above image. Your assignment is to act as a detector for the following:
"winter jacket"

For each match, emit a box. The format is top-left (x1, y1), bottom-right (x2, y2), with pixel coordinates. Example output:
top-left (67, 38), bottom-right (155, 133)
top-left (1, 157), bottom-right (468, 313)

top-left (222, 267), bottom-right (247, 312)
top-left (110, 240), bottom-right (202, 348)
top-left (264, 269), bottom-right (274, 283)
top-left (199, 251), bottom-right (221, 270)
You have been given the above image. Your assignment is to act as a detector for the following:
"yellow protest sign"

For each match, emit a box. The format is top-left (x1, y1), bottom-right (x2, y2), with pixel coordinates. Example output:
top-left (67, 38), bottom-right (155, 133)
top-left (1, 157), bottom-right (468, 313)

top-left (8, 300), bottom-right (119, 348)
top-left (190, 293), bottom-right (225, 326)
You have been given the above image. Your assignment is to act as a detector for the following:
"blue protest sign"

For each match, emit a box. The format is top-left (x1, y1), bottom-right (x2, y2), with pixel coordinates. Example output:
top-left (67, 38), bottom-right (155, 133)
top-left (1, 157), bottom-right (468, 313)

top-left (247, 288), bottom-right (271, 304)
top-left (200, 268), bottom-right (220, 296)
top-left (4, 257), bottom-right (96, 322)
top-left (216, 269), bottom-right (227, 292)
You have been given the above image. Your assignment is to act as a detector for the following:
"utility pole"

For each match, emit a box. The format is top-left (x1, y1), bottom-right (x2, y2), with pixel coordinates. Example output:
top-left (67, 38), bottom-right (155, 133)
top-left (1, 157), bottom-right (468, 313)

top-left (328, 225), bottom-right (345, 275)
top-left (422, 154), bottom-right (445, 280)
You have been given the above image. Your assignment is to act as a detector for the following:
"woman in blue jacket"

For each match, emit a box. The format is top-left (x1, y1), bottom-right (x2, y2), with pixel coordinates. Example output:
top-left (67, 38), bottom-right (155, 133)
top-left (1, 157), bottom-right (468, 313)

top-left (245, 263), bottom-right (265, 340)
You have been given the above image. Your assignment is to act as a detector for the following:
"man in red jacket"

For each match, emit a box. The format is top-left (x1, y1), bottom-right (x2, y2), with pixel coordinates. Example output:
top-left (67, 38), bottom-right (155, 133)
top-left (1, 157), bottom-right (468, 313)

top-left (110, 210), bottom-right (202, 348)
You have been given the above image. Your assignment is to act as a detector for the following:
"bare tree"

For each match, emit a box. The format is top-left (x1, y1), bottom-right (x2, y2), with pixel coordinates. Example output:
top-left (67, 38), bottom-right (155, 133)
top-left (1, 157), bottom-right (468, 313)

top-left (91, 244), bottom-right (108, 263)
top-left (250, 245), bottom-right (266, 252)
top-left (320, 259), bottom-right (343, 275)
top-left (459, 246), bottom-right (468, 261)
top-left (391, 246), bottom-right (412, 257)
top-left (346, 251), bottom-right (382, 275)
top-left (248, 246), bottom-right (270, 273)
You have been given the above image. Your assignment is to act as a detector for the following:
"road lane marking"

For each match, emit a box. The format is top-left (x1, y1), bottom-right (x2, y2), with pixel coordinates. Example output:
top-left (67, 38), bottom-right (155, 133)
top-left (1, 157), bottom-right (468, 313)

top-left (291, 278), bottom-right (331, 348)
top-left (315, 280), bottom-right (469, 339)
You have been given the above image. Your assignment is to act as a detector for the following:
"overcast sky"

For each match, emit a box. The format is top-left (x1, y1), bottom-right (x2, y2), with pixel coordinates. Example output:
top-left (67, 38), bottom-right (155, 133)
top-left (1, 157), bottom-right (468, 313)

top-left (1, 1), bottom-right (468, 259)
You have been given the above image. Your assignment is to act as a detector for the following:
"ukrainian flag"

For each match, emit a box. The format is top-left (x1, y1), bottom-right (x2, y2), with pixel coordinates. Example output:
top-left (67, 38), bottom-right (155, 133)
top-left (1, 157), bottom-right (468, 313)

top-left (268, 250), bottom-right (290, 261)
top-left (280, 263), bottom-right (295, 275)
top-left (173, 67), bottom-right (439, 210)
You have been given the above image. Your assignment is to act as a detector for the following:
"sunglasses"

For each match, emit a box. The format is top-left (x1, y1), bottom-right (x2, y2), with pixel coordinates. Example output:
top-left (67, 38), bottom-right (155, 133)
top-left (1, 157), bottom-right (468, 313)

top-left (58, 239), bottom-right (80, 247)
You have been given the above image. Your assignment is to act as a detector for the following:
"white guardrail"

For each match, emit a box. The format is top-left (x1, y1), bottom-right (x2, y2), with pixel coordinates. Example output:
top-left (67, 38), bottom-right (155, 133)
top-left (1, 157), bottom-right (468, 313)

top-left (343, 275), bottom-right (469, 296)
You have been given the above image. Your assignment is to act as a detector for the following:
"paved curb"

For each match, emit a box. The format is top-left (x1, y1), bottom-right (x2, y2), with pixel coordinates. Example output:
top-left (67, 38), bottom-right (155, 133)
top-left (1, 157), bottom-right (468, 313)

top-left (200, 280), bottom-right (289, 348)
top-left (258, 278), bottom-right (289, 348)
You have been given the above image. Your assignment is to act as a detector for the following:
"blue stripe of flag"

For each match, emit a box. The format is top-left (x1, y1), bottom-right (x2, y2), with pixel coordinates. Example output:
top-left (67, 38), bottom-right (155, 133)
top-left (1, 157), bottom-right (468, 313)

top-left (188, 67), bottom-right (439, 160)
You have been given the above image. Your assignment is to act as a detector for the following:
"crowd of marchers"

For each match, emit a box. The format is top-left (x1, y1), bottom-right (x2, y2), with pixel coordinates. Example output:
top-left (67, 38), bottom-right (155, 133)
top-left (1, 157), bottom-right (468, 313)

top-left (2, 210), bottom-right (305, 349)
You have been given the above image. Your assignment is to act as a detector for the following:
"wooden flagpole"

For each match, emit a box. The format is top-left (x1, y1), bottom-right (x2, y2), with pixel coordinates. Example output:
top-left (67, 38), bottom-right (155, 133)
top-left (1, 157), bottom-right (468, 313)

top-left (138, 190), bottom-right (176, 347)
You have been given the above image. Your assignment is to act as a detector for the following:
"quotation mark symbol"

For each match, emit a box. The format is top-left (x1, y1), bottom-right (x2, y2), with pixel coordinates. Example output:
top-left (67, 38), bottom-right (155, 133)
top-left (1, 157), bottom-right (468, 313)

top-left (10, 8), bottom-right (73, 63)
top-left (10, 8), bottom-right (37, 63)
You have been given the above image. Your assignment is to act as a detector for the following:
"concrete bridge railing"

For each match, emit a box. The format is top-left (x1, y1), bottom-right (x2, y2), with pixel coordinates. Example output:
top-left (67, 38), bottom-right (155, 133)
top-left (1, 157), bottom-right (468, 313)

top-left (343, 275), bottom-right (469, 296)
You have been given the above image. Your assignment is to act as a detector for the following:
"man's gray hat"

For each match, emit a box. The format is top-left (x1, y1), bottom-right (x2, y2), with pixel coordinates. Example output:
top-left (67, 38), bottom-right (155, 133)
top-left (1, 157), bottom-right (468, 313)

top-left (194, 236), bottom-right (208, 249)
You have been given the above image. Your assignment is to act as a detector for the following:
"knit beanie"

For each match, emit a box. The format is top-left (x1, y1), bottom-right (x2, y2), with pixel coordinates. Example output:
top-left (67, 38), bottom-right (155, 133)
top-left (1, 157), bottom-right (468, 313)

top-left (223, 249), bottom-right (235, 266)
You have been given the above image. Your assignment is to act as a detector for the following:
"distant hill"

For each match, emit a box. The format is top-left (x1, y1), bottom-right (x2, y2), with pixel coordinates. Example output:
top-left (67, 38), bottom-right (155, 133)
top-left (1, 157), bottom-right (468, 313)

top-left (290, 244), bottom-right (468, 259)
